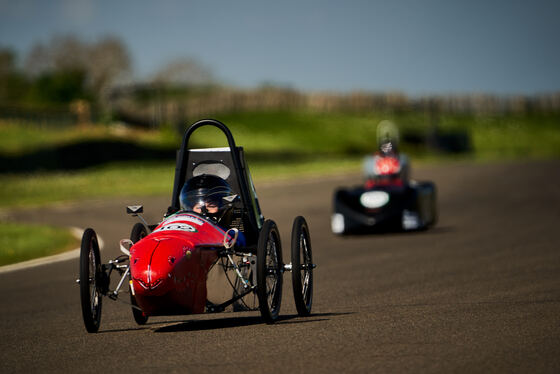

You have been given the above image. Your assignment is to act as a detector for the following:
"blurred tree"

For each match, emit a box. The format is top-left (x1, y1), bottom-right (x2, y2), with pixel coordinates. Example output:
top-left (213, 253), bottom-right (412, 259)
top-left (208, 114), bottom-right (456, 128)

top-left (152, 57), bottom-right (214, 86)
top-left (0, 47), bottom-right (29, 102)
top-left (0, 48), bottom-right (17, 75)
top-left (87, 36), bottom-right (131, 103)
top-left (146, 57), bottom-right (215, 126)
top-left (51, 35), bottom-right (88, 72)
top-left (23, 43), bottom-right (51, 77)
top-left (23, 36), bottom-right (86, 77)
top-left (27, 69), bottom-right (88, 104)
top-left (22, 35), bottom-right (131, 104)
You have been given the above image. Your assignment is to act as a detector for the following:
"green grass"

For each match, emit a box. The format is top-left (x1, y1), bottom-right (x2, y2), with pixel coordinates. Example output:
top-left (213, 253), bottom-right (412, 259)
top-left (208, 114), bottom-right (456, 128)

top-left (190, 111), bottom-right (395, 155)
top-left (468, 114), bottom-right (560, 160)
top-left (0, 161), bottom-right (175, 207)
top-left (1, 110), bottom-right (559, 210)
top-left (0, 120), bottom-right (179, 156)
top-left (0, 157), bottom-right (364, 208)
top-left (0, 222), bottom-right (79, 266)
top-left (185, 110), bottom-right (560, 160)
top-left (1, 110), bottom-right (558, 265)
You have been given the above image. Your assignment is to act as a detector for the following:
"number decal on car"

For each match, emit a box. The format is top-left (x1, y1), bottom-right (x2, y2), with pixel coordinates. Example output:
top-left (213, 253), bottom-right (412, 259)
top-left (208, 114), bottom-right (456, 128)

top-left (154, 223), bottom-right (198, 233)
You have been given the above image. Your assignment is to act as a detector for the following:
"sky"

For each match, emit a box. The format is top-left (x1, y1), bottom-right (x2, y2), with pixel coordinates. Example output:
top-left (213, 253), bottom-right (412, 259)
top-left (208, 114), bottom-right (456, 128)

top-left (1, 0), bottom-right (559, 96)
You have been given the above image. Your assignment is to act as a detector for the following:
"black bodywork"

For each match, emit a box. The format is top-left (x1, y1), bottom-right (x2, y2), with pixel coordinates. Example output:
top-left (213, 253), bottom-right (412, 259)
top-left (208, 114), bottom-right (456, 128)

top-left (332, 181), bottom-right (437, 234)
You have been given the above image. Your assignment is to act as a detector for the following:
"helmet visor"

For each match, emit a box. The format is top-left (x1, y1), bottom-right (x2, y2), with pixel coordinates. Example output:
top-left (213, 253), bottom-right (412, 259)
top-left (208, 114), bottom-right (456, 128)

top-left (180, 186), bottom-right (230, 213)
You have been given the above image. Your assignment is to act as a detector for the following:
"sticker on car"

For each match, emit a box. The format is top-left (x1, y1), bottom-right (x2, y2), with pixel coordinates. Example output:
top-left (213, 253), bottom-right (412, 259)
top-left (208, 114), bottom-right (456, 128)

top-left (162, 214), bottom-right (205, 226)
top-left (154, 223), bottom-right (198, 233)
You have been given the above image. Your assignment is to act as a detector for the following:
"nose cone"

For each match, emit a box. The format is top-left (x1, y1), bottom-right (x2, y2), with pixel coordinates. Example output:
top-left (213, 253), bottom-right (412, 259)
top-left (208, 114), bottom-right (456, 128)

top-left (130, 237), bottom-right (182, 296)
top-left (129, 223), bottom-right (222, 316)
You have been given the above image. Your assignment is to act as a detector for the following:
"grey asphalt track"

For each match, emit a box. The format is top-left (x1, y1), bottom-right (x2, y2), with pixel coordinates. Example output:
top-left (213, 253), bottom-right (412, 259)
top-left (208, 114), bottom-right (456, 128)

top-left (1, 160), bottom-right (559, 373)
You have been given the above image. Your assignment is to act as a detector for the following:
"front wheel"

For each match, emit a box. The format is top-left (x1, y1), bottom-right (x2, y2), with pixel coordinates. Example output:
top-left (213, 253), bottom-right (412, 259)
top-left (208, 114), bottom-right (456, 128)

top-left (291, 216), bottom-right (314, 316)
top-left (79, 228), bottom-right (102, 333)
top-left (129, 223), bottom-right (149, 325)
top-left (257, 220), bottom-right (283, 324)
top-left (331, 213), bottom-right (347, 235)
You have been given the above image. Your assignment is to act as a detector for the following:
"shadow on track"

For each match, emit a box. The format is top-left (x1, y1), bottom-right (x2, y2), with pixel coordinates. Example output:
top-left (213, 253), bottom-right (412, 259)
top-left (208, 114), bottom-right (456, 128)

top-left (152, 312), bottom-right (350, 333)
top-left (341, 224), bottom-right (455, 238)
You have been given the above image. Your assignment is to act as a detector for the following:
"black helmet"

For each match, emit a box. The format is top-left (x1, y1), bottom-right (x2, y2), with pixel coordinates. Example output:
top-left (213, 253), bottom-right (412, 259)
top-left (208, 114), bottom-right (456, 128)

top-left (179, 174), bottom-right (236, 224)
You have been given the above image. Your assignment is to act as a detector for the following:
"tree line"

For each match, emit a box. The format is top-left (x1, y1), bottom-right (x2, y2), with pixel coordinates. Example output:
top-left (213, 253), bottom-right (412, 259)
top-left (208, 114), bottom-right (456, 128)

top-left (0, 35), bottom-right (131, 106)
top-left (1, 34), bottom-right (559, 127)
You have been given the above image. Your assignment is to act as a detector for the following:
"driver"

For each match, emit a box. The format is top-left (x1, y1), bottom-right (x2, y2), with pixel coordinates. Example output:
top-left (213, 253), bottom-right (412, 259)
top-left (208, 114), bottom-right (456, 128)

top-left (379, 139), bottom-right (396, 156)
top-left (179, 174), bottom-right (245, 247)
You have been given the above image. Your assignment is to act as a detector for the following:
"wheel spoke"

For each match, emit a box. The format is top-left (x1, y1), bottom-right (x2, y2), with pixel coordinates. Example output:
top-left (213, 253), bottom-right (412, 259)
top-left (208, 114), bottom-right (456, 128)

top-left (90, 289), bottom-right (98, 313)
top-left (302, 272), bottom-right (310, 297)
top-left (266, 233), bottom-right (279, 309)
top-left (267, 278), bottom-right (277, 307)
top-left (87, 243), bottom-right (100, 316)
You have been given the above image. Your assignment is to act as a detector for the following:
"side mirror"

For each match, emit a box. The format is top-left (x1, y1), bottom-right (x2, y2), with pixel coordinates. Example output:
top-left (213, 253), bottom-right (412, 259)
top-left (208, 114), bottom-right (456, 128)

top-left (126, 205), bottom-right (151, 232)
top-left (127, 205), bottom-right (143, 215)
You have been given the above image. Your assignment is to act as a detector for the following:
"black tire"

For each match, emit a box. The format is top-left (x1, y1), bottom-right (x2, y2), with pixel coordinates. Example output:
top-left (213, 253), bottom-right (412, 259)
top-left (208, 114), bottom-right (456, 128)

top-left (130, 222), bottom-right (148, 243)
top-left (331, 190), bottom-right (347, 235)
top-left (331, 212), bottom-right (347, 235)
top-left (79, 228), bottom-right (102, 333)
top-left (416, 182), bottom-right (438, 228)
top-left (291, 216), bottom-right (313, 316)
top-left (256, 220), bottom-right (283, 324)
top-left (430, 184), bottom-right (438, 227)
top-left (129, 223), bottom-right (149, 325)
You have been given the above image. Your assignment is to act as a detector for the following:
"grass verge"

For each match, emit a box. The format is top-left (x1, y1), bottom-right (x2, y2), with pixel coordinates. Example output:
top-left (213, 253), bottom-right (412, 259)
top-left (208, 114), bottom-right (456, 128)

top-left (0, 156), bottom-right (365, 208)
top-left (2, 110), bottom-right (559, 266)
top-left (0, 222), bottom-right (79, 266)
top-left (2, 110), bottom-right (560, 208)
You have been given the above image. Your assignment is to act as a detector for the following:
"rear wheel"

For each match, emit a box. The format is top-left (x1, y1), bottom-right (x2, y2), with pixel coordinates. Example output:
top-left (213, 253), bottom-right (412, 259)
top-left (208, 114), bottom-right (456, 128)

top-left (291, 216), bottom-right (314, 316)
top-left (332, 189), bottom-right (356, 235)
top-left (257, 220), bottom-right (283, 324)
top-left (79, 228), bottom-right (102, 333)
top-left (428, 183), bottom-right (438, 226)
top-left (129, 223), bottom-right (149, 325)
top-left (415, 182), bottom-right (438, 228)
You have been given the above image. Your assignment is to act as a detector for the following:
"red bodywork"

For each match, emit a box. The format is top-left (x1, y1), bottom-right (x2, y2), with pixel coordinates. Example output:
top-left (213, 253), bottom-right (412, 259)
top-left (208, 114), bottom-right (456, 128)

top-left (129, 213), bottom-right (226, 316)
top-left (375, 155), bottom-right (400, 175)
top-left (365, 155), bottom-right (403, 189)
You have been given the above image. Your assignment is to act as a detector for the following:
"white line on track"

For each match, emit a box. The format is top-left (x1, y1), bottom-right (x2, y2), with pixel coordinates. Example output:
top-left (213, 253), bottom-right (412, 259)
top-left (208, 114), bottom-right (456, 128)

top-left (0, 170), bottom-right (360, 275)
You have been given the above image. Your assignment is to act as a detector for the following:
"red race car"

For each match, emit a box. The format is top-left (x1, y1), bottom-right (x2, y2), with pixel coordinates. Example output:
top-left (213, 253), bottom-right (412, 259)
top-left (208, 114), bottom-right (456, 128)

top-left (78, 119), bottom-right (315, 333)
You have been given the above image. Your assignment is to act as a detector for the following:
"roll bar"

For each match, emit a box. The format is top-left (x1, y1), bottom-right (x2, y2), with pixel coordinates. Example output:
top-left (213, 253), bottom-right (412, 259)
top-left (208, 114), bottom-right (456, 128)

top-left (168, 119), bottom-right (260, 236)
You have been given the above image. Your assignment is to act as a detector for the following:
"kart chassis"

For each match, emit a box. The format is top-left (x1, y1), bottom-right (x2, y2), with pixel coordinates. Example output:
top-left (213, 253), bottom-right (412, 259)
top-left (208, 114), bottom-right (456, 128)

top-left (78, 119), bottom-right (315, 333)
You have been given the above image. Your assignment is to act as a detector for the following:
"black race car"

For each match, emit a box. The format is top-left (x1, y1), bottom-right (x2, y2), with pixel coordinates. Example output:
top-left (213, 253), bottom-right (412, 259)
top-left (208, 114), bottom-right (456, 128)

top-left (331, 121), bottom-right (437, 234)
